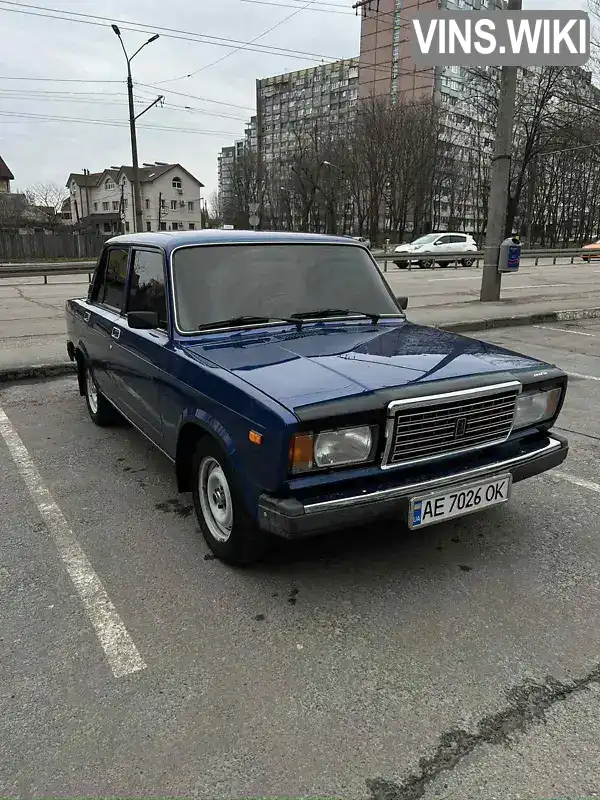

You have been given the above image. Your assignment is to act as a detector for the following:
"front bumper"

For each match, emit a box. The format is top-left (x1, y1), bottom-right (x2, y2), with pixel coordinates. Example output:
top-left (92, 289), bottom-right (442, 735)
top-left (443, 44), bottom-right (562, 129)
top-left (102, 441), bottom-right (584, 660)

top-left (257, 434), bottom-right (568, 539)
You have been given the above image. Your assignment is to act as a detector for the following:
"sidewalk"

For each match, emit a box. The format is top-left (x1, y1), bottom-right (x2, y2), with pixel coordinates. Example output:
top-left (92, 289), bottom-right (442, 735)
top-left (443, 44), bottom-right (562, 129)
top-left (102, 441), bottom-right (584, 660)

top-left (1, 264), bottom-right (600, 380)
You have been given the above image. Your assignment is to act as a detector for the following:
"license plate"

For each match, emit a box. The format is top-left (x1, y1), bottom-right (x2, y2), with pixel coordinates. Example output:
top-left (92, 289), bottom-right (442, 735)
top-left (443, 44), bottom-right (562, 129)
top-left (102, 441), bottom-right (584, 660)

top-left (408, 474), bottom-right (512, 530)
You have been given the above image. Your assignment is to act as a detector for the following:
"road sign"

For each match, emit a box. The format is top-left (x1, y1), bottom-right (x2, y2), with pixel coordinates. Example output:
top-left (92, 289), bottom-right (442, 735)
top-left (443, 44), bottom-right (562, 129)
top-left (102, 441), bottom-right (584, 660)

top-left (249, 214), bottom-right (260, 228)
top-left (248, 202), bottom-right (259, 213)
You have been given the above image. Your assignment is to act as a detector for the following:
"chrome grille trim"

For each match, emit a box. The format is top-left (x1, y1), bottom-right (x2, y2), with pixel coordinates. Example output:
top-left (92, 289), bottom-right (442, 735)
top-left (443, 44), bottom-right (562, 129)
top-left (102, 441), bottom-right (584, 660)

top-left (381, 381), bottom-right (522, 470)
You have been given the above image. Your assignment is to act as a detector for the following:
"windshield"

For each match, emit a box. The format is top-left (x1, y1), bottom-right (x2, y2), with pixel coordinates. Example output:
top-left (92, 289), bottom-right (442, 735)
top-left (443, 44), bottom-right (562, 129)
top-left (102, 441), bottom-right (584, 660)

top-left (171, 243), bottom-right (400, 333)
top-left (411, 234), bottom-right (439, 245)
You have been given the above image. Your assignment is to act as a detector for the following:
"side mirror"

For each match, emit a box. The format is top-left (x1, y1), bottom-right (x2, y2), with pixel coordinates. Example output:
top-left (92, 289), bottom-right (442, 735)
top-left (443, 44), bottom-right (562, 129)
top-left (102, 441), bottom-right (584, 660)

top-left (434, 240), bottom-right (442, 246)
top-left (395, 296), bottom-right (408, 311)
top-left (127, 310), bottom-right (159, 329)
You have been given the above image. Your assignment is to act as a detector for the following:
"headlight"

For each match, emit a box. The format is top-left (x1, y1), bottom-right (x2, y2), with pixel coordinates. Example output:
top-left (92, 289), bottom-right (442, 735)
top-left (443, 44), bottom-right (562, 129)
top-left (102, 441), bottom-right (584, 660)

top-left (289, 426), bottom-right (376, 472)
top-left (513, 387), bottom-right (562, 429)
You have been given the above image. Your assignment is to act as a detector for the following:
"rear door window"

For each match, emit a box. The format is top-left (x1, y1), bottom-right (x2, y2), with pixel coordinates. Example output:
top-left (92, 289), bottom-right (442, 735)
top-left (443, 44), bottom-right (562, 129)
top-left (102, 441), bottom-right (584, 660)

top-left (92, 248), bottom-right (129, 311)
top-left (127, 249), bottom-right (168, 329)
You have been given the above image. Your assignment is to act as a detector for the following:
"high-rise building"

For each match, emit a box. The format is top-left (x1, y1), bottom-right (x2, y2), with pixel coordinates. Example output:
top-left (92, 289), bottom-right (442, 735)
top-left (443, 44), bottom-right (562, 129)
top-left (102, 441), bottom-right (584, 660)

top-left (217, 144), bottom-right (238, 217)
top-left (256, 58), bottom-right (359, 166)
top-left (359, 0), bottom-right (501, 105)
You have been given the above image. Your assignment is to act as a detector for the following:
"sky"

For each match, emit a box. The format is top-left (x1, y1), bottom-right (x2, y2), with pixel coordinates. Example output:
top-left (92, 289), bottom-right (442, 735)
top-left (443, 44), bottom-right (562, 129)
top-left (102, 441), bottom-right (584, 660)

top-left (0, 0), bottom-right (361, 198)
top-left (0, 0), bottom-right (589, 199)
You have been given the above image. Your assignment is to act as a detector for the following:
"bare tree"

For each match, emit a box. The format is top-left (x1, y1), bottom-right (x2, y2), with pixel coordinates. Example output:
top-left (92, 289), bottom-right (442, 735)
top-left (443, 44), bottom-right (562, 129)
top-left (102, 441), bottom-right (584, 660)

top-left (207, 190), bottom-right (221, 227)
top-left (26, 181), bottom-right (69, 230)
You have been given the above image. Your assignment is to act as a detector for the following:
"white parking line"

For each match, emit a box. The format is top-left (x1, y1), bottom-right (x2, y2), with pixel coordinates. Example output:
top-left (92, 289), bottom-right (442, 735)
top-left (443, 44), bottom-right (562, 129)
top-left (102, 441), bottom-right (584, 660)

top-left (553, 472), bottom-right (600, 494)
top-left (0, 405), bottom-right (146, 679)
top-left (569, 372), bottom-right (600, 382)
top-left (534, 326), bottom-right (595, 337)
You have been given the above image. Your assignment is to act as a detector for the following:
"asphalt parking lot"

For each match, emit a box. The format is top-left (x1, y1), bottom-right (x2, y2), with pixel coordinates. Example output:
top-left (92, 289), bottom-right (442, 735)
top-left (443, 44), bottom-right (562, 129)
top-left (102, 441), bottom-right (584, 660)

top-left (1, 320), bottom-right (599, 800)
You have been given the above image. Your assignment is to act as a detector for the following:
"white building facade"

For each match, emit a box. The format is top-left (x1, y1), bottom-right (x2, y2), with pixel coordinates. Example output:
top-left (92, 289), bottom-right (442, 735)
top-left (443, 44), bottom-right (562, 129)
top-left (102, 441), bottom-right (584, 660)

top-left (66, 163), bottom-right (204, 233)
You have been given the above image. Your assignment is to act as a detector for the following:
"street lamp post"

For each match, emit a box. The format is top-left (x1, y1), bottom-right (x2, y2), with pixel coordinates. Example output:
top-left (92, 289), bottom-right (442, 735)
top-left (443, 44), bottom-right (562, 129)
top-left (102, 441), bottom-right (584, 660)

top-left (112, 25), bottom-right (160, 233)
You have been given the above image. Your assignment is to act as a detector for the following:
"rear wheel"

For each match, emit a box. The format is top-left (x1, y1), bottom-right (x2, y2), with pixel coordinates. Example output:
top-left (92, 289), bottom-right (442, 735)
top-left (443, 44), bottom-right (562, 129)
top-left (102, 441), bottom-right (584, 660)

top-left (84, 364), bottom-right (119, 426)
top-left (192, 438), bottom-right (269, 565)
top-left (461, 258), bottom-right (475, 268)
top-left (419, 259), bottom-right (434, 269)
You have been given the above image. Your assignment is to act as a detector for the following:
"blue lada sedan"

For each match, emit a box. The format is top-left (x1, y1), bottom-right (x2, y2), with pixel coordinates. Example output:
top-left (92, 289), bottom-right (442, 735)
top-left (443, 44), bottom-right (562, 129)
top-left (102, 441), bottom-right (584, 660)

top-left (66, 231), bottom-right (568, 564)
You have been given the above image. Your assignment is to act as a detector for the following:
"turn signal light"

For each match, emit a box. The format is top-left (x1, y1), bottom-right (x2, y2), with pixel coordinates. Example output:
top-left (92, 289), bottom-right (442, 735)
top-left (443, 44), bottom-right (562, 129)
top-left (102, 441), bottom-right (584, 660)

top-left (289, 433), bottom-right (314, 472)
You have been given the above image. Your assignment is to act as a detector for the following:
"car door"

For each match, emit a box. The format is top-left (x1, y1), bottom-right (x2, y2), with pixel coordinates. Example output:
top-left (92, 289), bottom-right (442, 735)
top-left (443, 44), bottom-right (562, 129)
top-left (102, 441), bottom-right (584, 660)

top-left (451, 234), bottom-right (468, 253)
top-left (433, 235), bottom-right (453, 260)
top-left (109, 247), bottom-right (169, 443)
top-left (86, 246), bottom-right (129, 401)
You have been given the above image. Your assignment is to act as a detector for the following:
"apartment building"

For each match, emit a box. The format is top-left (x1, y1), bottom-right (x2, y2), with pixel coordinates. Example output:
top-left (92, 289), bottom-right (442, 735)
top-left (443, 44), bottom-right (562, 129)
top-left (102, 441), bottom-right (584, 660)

top-left (256, 58), bottom-right (360, 166)
top-left (358, 0), bottom-right (503, 104)
top-left (66, 163), bottom-right (204, 233)
top-left (217, 139), bottom-right (247, 219)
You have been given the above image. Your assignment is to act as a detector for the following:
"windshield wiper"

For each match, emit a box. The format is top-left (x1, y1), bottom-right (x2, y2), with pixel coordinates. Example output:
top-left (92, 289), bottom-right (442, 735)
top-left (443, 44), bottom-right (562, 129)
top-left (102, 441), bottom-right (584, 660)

top-left (196, 315), bottom-right (294, 331)
top-left (290, 308), bottom-right (382, 324)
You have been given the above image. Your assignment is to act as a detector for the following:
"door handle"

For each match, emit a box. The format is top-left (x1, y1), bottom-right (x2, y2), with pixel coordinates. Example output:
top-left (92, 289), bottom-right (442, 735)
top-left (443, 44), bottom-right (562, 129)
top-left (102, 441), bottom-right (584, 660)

top-left (83, 311), bottom-right (91, 323)
top-left (111, 327), bottom-right (121, 341)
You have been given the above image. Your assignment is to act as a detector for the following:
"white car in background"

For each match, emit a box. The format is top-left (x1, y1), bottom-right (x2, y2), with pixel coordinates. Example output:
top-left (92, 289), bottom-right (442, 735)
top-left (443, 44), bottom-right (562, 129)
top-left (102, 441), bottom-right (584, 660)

top-left (394, 232), bottom-right (478, 269)
top-left (352, 235), bottom-right (372, 249)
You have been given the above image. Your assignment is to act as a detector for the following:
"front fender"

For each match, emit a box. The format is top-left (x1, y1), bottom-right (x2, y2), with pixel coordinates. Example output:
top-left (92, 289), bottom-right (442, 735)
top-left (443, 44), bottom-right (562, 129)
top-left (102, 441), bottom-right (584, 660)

top-left (177, 408), bottom-right (237, 459)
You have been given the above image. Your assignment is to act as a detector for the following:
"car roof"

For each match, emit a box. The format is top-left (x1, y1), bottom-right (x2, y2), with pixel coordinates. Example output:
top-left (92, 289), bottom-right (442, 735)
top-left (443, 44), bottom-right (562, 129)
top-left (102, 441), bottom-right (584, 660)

top-left (104, 229), bottom-right (364, 255)
top-left (432, 232), bottom-right (473, 236)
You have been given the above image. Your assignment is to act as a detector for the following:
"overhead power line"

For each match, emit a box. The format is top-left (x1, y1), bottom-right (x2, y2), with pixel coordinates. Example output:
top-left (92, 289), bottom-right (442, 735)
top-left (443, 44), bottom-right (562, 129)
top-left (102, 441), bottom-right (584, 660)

top-left (0, 90), bottom-right (249, 120)
top-left (0, 1), bottom-right (344, 63)
top-left (238, 0), bottom-right (354, 15)
top-left (0, 109), bottom-right (239, 136)
top-left (0, 0), bottom-right (423, 84)
top-left (0, 75), bottom-right (123, 83)
top-left (156, 0), bottom-right (322, 84)
top-left (137, 84), bottom-right (255, 111)
top-left (0, 76), bottom-right (255, 111)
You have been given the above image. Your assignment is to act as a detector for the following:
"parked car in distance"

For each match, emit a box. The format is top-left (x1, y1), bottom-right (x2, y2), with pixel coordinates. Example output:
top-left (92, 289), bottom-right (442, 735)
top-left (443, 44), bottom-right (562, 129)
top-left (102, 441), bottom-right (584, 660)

top-left (352, 235), bottom-right (372, 249)
top-left (582, 239), bottom-right (600, 261)
top-left (394, 233), bottom-right (478, 269)
top-left (66, 230), bottom-right (568, 565)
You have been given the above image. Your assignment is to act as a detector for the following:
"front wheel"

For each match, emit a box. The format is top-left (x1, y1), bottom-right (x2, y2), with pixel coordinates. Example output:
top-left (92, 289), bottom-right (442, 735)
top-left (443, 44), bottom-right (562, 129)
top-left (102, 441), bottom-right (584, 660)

top-left (419, 259), bottom-right (434, 269)
top-left (394, 260), bottom-right (408, 269)
top-left (192, 439), bottom-right (268, 565)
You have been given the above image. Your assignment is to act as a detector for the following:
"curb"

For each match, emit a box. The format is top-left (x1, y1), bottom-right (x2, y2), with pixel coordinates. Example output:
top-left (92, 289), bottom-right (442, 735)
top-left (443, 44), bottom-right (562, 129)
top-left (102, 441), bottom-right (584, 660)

top-left (0, 361), bottom-right (75, 384)
top-left (1, 307), bottom-right (599, 384)
top-left (438, 306), bottom-right (600, 334)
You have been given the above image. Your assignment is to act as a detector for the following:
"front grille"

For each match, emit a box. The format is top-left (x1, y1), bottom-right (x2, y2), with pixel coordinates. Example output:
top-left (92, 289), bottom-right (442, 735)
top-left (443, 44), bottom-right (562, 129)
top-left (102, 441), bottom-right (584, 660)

top-left (383, 385), bottom-right (519, 467)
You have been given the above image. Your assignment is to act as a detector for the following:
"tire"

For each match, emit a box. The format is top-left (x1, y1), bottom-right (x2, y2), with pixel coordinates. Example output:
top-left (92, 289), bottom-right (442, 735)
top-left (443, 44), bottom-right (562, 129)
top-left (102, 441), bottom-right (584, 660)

top-left (84, 363), bottom-right (119, 426)
top-left (192, 438), bottom-right (269, 566)
top-left (394, 260), bottom-right (408, 269)
top-left (461, 258), bottom-right (475, 268)
top-left (419, 259), bottom-right (434, 269)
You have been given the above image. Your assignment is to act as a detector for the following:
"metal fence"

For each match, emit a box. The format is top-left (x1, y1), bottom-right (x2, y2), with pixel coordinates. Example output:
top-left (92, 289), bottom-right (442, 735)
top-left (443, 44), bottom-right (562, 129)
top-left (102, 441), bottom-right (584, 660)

top-left (0, 230), bottom-right (107, 261)
top-left (375, 248), bottom-right (592, 271)
top-left (0, 247), bottom-right (594, 284)
top-left (0, 262), bottom-right (96, 283)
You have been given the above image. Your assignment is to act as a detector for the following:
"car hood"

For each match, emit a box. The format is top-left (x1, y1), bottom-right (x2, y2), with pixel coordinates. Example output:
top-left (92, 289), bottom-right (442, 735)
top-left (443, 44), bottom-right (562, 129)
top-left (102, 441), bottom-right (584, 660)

top-left (395, 243), bottom-right (420, 252)
top-left (180, 321), bottom-right (549, 417)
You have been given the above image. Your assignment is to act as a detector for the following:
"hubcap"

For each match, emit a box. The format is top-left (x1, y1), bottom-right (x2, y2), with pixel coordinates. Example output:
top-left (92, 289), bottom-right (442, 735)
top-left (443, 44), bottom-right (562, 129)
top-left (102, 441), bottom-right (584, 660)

top-left (86, 368), bottom-right (98, 415)
top-left (199, 456), bottom-right (233, 543)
